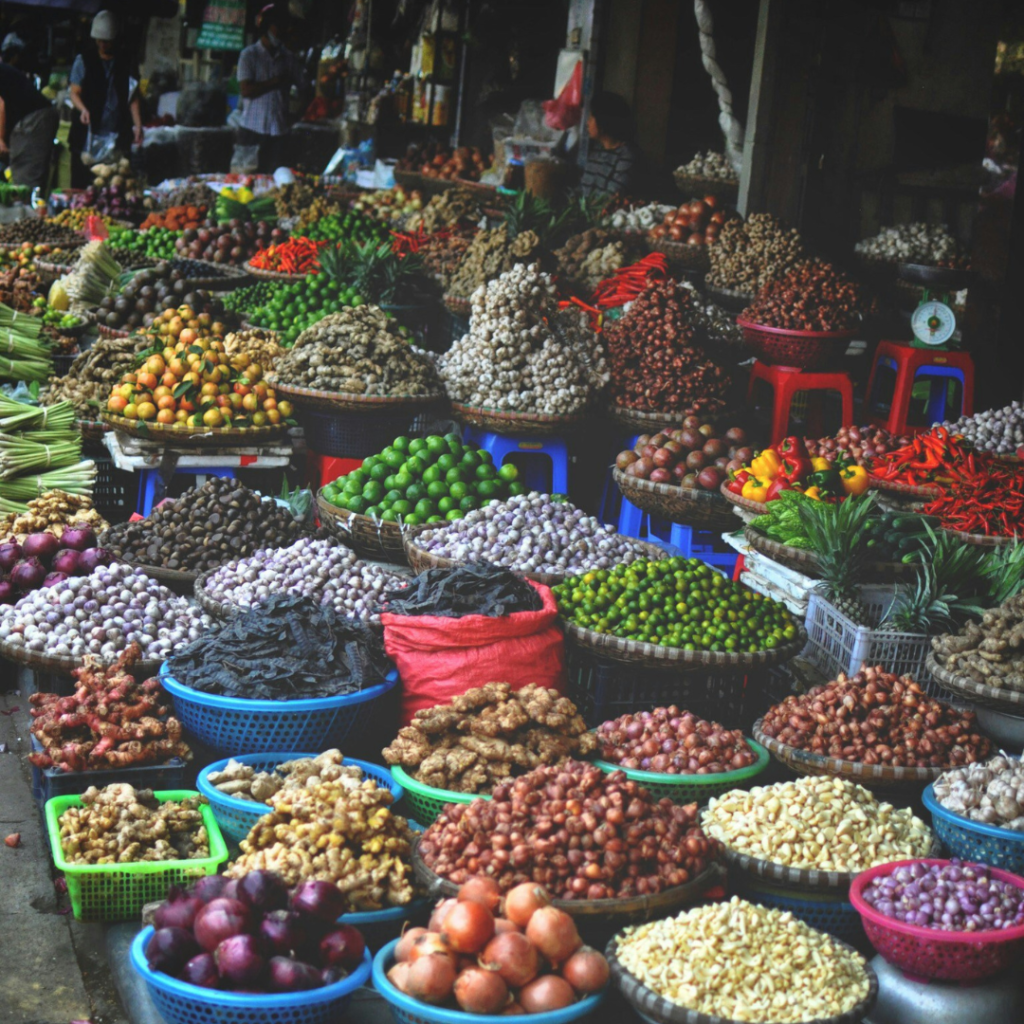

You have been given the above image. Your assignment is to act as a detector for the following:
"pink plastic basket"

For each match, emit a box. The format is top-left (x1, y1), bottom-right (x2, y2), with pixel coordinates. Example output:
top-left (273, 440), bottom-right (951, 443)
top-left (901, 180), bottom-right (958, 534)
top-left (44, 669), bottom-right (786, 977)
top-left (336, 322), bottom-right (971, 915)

top-left (737, 317), bottom-right (856, 370)
top-left (849, 858), bottom-right (1024, 982)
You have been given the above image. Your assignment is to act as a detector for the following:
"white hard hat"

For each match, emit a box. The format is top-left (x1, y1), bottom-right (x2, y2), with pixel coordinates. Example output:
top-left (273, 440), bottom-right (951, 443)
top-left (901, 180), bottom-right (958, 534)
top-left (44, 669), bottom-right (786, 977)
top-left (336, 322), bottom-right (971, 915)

top-left (91, 11), bottom-right (119, 42)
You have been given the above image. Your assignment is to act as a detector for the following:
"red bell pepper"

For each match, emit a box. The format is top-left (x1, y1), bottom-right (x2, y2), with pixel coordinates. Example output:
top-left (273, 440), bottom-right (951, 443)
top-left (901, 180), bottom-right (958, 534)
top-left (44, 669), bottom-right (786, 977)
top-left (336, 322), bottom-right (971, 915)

top-left (779, 455), bottom-right (812, 484)
top-left (765, 478), bottom-right (794, 501)
top-left (777, 436), bottom-right (810, 459)
top-left (727, 469), bottom-right (751, 495)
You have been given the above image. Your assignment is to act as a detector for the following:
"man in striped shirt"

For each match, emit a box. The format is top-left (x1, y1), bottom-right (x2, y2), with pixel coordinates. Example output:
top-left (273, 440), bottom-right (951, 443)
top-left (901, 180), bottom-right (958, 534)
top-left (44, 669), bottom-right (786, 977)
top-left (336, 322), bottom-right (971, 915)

top-left (236, 4), bottom-right (300, 173)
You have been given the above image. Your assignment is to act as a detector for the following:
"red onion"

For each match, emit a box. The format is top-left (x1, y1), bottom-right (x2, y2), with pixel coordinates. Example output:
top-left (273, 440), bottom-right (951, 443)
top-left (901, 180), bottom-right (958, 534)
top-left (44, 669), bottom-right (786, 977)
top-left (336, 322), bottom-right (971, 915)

top-left (0, 541), bottom-right (21, 572)
top-left (11, 557), bottom-right (46, 591)
top-left (41, 572), bottom-right (68, 588)
top-left (58, 526), bottom-right (97, 552)
top-left (319, 926), bottom-right (365, 970)
top-left (192, 875), bottom-right (228, 903)
top-left (258, 910), bottom-right (303, 958)
top-left (193, 898), bottom-right (251, 953)
top-left (180, 953), bottom-right (220, 988)
top-left (215, 934), bottom-right (266, 987)
top-left (0, 580), bottom-right (15, 603)
top-left (21, 533), bottom-right (59, 562)
top-left (290, 880), bottom-right (346, 923)
top-left (236, 870), bottom-right (288, 913)
top-left (268, 957), bottom-right (322, 992)
top-left (51, 549), bottom-right (82, 576)
top-left (146, 927), bottom-right (200, 975)
top-left (77, 548), bottom-right (112, 574)
top-left (153, 890), bottom-right (204, 932)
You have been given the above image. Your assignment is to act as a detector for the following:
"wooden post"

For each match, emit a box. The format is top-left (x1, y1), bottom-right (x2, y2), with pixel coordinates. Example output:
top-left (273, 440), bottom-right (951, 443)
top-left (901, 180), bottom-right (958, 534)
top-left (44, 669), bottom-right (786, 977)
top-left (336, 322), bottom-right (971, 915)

top-left (739, 0), bottom-right (781, 216)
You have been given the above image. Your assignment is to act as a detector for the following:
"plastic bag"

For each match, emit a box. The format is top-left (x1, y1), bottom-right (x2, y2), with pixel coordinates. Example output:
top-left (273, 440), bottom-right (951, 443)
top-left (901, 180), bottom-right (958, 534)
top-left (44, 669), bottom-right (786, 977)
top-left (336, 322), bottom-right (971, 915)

top-left (81, 128), bottom-right (119, 167)
top-left (231, 145), bottom-right (259, 173)
top-left (382, 580), bottom-right (566, 725)
top-left (543, 60), bottom-right (583, 131)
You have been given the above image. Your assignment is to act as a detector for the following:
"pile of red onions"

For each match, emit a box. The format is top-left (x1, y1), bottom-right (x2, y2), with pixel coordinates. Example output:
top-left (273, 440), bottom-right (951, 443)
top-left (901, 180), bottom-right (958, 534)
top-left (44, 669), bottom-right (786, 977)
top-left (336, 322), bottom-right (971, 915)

top-left (0, 525), bottom-right (110, 604)
top-left (145, 871), bottom-right (365, 993)
top-left (596, 707), bottom-right (756, 774)
top-left (860, 860), bottom-right (1024, 932)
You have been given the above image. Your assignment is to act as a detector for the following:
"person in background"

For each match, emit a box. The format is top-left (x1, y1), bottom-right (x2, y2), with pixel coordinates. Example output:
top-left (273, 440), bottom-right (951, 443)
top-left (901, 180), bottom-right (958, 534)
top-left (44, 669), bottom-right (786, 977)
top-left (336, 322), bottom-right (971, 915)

top-left (68, 10), bottom-right (142, 185)
top-left (0, 59), bottom-right (55, 191)
top-left (1, 33), bottom-right (29, 73)
top-left (579, 91), bottom-right (669, 200)
top-left (236, 4), bottom-right (301, 173)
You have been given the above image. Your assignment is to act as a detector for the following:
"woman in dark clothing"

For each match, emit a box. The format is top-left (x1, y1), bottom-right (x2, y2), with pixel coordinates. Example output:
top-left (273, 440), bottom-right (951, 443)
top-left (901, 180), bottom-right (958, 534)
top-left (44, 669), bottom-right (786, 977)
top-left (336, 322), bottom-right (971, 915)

top-left (579, 91), bottom-right (669, 200)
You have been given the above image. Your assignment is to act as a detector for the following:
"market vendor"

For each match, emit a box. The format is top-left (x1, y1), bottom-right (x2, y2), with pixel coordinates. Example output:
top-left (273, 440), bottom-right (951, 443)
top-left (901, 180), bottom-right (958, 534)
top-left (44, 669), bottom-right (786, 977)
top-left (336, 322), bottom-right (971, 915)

top-left (579, 91), bottom-right (670, 201)
top-left (68, 11), bottom-right (142, 186)
top-left (0, 60), bottom-right (56, 191)
top-left (236, 3), bottom-right (302, 174)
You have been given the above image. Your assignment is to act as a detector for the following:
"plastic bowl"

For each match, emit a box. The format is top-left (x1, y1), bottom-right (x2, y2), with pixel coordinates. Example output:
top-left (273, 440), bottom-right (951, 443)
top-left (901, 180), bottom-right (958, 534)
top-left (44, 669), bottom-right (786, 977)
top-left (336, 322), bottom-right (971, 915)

top-left (130, 926), bottom-right (372, 1024)
top-left (922, 784), bottom-right (1024, 874)
top-left (390, 765), bottom-right (490, 827)
top-left (197, 752), bottom-right (403, 843)
top-left (849, 858), bottom-right (1024, 981)
top-left (591, 739), bottom-right (770, 802)
top-left (372, 939), bottom-right (606, 1024)
top-left (737, 317), bottom-right (857, 370)
top-left (159, 663), bottom-right (398, 755)
top-left (340, 898), bottom-right (430, 953)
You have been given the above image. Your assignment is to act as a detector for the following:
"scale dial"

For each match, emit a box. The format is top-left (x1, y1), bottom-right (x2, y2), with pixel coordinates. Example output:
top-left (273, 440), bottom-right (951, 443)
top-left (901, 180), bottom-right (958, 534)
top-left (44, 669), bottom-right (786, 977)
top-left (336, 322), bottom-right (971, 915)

top-left (911, 300), bottom-right (956, 346)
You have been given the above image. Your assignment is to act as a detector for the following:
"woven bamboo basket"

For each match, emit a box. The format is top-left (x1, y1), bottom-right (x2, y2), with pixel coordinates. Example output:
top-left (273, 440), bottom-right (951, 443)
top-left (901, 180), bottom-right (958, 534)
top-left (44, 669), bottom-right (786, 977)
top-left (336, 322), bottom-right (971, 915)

top-left (77, 419), bottom-right (109, 443)
top-left (450, 401), bottom-right (588, 437)
top-left (867, 476), bottom-right (943, 500)
top-left (100, 413), bottom-right (288, 447)
top-left (317, 491), bottom-right (421, 564)
top-left (606, 402), bottom-right (731, 435)
top-left (393, 170), bottom-right (423, 192)
top-left (97, 323), bottom-right (132, 339)
top-left (112, 559), bottom-right (198, 596)
top-left (175, 260), bottom-right (253, 291)
top-left (0, 637), bottom-right (162, 680)
top-left (672, 172), bottom-right (740, 204)
top-left (752, 718), bottom-right (950, 792)
top-left (403, 534), bottom-right (667, 588)
top-left (44, 312), bottom-right (96, 340)
top-left (939, 527), bottom-right (1016, 548)
top-left (703, 283), bottom-right (754, 313)
top-left (646, 237), bottom-right (711, 272)
top-left (268, 379), bottom-right (448, 416)
top-left (613, 469), bottom-right (736, 531)
top-left (926, 655), bottom-right (1024, 713)
top-left (246, 263), bottom-right (310, 282)
top-left (718, 479), bottom-right (767, 516)
top-left (442, 293), bottom-right (472, 318)
top-left (562, 622), bottom-right (806, 672)
top-left (193, 570), bottom-right (242, 620)
top-left (742, 526), bottom-right (917, 583)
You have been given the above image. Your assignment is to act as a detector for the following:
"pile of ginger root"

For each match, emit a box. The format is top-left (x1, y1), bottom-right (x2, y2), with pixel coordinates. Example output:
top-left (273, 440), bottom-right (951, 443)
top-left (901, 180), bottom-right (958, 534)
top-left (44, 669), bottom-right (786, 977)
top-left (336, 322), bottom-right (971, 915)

top-left (28, 643), bottom-right (191, 771)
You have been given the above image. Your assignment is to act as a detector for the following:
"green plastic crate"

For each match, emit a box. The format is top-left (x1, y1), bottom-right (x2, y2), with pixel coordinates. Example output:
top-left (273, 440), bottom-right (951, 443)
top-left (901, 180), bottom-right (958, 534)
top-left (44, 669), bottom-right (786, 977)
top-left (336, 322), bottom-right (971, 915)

top-left (390, 766), bottom-right (487, 827)
top-left (591, 739), bottom-right (771, 801)
top-left (45, 790), bottom-right (229, 922)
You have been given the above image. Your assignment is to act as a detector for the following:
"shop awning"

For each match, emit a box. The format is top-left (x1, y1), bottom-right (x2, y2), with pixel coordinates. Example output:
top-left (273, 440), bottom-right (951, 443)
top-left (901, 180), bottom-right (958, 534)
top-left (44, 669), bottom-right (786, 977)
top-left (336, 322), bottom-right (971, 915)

top-left (1, 0), bottom-right (178, 12)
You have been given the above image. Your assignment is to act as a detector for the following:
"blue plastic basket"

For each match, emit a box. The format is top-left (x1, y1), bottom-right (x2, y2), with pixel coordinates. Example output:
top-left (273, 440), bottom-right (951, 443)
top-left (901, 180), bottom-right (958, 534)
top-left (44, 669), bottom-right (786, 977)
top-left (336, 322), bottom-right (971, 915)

top-left (923, 784), bottom-right (1024, 874)
top-left (730, 876), bottom-right (865, 947)
top-left (341, 899), bottom-right (430, 953)
top-left (197, 752), bottom-right (404, 843)
top-left (158, 665), bottom-right (398, 755)
top-left (131, 926), bottom-right (372, 1024)
top-left (372, 940), bottom-right (606, 1024)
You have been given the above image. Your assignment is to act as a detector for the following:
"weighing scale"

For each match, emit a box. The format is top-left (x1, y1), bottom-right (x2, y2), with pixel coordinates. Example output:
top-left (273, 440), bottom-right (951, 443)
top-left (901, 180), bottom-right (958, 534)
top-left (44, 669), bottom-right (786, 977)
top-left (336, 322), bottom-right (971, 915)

top-left (897, 263), bottom-right (973, 350)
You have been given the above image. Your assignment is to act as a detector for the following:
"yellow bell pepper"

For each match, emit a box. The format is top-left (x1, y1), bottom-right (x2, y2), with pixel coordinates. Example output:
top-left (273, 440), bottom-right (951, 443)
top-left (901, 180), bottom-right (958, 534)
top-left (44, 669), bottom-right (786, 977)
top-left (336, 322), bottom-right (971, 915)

top-left (803, 486), bottom-right (823, 501)
top-left (811, 456), bottom-right (832, 472)
top-left (840, 464), bottom-right (870, 496)
top-left (750, 450), bottom-right (782, 480)
top-left (741, 477), bottom-right (771, 503)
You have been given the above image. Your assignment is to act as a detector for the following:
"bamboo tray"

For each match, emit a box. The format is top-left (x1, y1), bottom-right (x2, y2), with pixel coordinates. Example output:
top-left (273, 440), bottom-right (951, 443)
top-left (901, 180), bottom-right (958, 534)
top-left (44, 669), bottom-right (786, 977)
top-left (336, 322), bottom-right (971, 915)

top-left (646, 237), bottom-right (711, 272)
top-left (0, 636), bottom-right (162, 680)
top-left (450, 401), bottom-right (588, 437)
top-left (606, 402), bottom-right (731, 435)
top-left (926, 654), bottom-right (1024, 713)
top-left (317, 491), bottom-right (424, 564)
top-left (100, 413), bottom-right (288, 447)
top-left (246, 263), bottom-right (310, 282)
top-left (193, 569), bottom-right (242, 620)
top-left (562, 621), bottom-right (806, 672)
top-left (939, 526), bottom-right (1016, 548)
top-left (743, 526), bottom-right (917, 583)
top-left (752, 717), bottom-right (950, 792)
top-left (867, 476), bottom-right (943, 500)
top-left (442, 293), bottom-right (471, 318)
top-left (672, 172), bottom-right (740, 203)
top-left (614, 468), bottom-right (736, 531)
top-left (718, 479), bottom-right (767, 516)
top-left (412, 843), bottom-right (725, 931)
top-left (174, 260), bottom-right (253, 291)
top-left (268, 379), bottom-right (447, 415)
top-left (112, 558), bottom-right (198, 596)
top-left (404, 534), bottom-right (667, 588)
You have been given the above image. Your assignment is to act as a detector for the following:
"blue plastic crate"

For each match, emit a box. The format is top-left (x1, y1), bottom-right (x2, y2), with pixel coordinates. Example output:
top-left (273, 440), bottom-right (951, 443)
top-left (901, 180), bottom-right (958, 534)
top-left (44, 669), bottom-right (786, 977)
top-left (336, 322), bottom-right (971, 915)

top-left (130, 927), bottom-right (371, 1024)
top-left (196, 751), bottom-right (403, 843)
top-left (923, 784), bottom-right (1024, 874)
top-left (340, 898), bottom-right (430, 953)
top-left (158, 665), bottom-right (398, 756)
top-left (730, 876), bottom-right (865, 947)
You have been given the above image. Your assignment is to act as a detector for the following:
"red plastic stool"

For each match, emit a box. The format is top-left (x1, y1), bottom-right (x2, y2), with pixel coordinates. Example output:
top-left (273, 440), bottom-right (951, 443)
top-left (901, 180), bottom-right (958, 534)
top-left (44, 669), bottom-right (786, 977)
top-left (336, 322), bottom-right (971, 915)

top-left (747, 361), bottom-right (855, 445)
top-left (306, 451), bottom-right (361, 490)
top-left (864, 341), bottom-right (974, 435)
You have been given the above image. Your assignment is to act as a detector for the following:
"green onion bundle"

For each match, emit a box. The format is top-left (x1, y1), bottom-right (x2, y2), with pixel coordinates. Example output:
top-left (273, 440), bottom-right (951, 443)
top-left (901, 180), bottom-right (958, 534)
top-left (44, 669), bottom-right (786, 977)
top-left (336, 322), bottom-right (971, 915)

top-left (0, 460), bottom-right (96, 502)
top-left (0, 302), bottom-right (53, 382)
top-left (0, 396), bottom-right (75, 432)
top-left (59, 241), bottom-right (124, 306)
top-left (0, 434), bottom-right (81, 479)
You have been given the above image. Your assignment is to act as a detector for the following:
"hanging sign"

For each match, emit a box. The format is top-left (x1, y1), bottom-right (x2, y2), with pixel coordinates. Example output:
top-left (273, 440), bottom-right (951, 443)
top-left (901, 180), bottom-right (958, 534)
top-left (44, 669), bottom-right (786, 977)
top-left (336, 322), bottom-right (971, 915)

top-left (196, 0), bottom-right (246, 51)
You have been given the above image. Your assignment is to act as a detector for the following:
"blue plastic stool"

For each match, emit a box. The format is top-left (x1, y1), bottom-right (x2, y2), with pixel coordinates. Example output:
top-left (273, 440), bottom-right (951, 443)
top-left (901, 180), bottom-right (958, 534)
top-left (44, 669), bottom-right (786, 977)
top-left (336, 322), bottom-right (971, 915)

top-left (463, 427), bottom-right (569, 495)
top-left (645, 519), bottom-right (739, 575)
top-left (137, 467), bottom-right (237, 517)
top-left (598, 434), bottom-right (641, 527)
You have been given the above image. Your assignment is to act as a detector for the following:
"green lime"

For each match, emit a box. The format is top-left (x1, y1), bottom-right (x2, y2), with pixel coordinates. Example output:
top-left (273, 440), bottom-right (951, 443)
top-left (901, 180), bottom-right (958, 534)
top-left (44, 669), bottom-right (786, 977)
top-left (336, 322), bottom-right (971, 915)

top-left (393, 436), bottom-right (411, 452)
top-left (392, 499), bottom-right (412, 516)
top-left (422, 465), bottom-right (442, 485)
top-left (394, 471), bottom-right (413, 490)
top-left (444, 467), bottom-right (465, 486)
top-left (444, 432), bottom-right (462, 448)
top-left (475, 463), bottom-right (497, 481)
top-left (385, 489), bottom-right (403, 504)
top-left (348, 469), bottom-right (368, 486)
top-left (364, 505), bottom-right (381, 518)
top-left (449, 481), bottom-right (469, 501)
top-left (347, 495), bottom-right (368, 514)
top-left (382, 448), bottom-right (405, 469)
top-left (362, 455), bottom-right (381, 472)
top-left (404, 456), bottom-right (426, 477)
top-left (384, 474), bottom-right (398, 491)
top-left (459, 495), bottom-right (478, 512)
top-left (409, 438), bottom-right (427, 455)
top-left (403, 513), bottom-right (423, 526)
top-left (426, 515), bottom-right (444, 523)
top-left (362, 480), bottom-right (384, 503)
top-left (369, 463), bottom-right (390, 483)
top-left (331, 494), bottom-right (350, 510)
top-left (445, 509), bottom-right (465, 521)
top-left (476, 449), bottom-right (493, 464)
top-left (406, 482), bottom-right (427, 503)
top-left (508, 482), bottom-right (527, 496)
top-left (460, 450), bottom-right (482, 469)
top-left (437, 496), bottom-right (456, 514)
top-left (425, 435), bottom-right (447, 456)
top-left (414, 498), bottom-right (437, 518)
top-left (437, 453), bottom-right (457, 473)
top-left (426, 480), bottom-right (449, 500)
top-left (476, 479), bottom-right (498, 499)
top-left (380, 509), bottom-right (397, 522)
top-left (498, 463), bottom-right (519, 482)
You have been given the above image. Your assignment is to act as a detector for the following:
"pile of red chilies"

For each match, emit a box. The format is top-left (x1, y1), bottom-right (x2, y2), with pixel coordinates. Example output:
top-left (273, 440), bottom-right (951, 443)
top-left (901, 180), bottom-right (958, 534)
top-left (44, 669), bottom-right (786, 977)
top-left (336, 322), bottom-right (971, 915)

top-left (391, 228), bottom-right (451, 256)
top-left (248, 236), bottom-right (326, 274)
top-left (870, 427), bottom-right (1024, 536)
top-left (559, 253), bottom-right (669, 332)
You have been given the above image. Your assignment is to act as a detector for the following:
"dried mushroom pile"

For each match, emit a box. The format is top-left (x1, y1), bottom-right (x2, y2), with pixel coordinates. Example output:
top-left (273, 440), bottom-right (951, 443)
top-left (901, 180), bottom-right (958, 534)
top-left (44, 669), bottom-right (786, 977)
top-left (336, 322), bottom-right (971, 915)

top-left (554, 229), bottom-right (635, 295)
top-left (706, 212), bottom-right (804, 293)
top-left (932, 593), bottom-right (1024, 693)
top-left (226, 764), bottom-right (417, 910)
top-left (43, 334), bottom-right (150, 423)
top-left (382, 682), bottom-right (596, 793)
top-left (416, 230), bottom-right (474, 288)
top-left (438, 263), bottom-right (608, 415)
top-left (933, 754), bottom-right (1024, 830)
top-left (58, 785), bottom-right (209, 864)
top-left (270, 307), bottom-right (442, 396)
top-left (447, 225), bottom-right (542, 300)
top-left (0, 491), bottom-right (107, 543)
top-left (855, 222), bottom-right (965, 267)
top-left (208, 749), bottom-right (353, 804)
top-left (406, 189), bottom-right (483, 233)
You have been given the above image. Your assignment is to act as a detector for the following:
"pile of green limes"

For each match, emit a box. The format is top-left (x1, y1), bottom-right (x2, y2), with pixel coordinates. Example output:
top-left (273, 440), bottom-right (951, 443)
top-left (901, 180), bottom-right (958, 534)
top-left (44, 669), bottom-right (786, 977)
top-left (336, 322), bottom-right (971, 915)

top-left (322, 432), bottom-right (524, 525)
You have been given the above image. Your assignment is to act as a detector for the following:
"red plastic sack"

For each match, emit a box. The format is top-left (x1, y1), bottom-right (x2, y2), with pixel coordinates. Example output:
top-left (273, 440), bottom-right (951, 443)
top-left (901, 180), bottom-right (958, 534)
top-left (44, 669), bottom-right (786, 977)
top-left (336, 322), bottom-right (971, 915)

top-left (382, 580), bottom-right (566, 724)
top-left (543, 60), bottom-right (583, 131)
